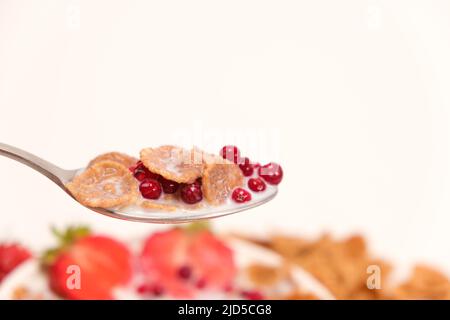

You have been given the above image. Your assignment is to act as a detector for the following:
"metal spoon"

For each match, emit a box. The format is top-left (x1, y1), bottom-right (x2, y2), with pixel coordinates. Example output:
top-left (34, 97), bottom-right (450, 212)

top-left (0, 143), bottom-right (277, 223)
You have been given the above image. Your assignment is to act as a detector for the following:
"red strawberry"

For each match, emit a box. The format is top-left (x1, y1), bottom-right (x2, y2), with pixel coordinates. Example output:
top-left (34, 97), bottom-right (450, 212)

top-left (139, 223), bottom-right (236, 298)
top-left (0, 244), bottom-right (31, 282)
top-left (140, 229), bottom-right (187, 277)
top-left (140, 228), bottom-right (193, 298)
top-left (187, 231), bottom-right (236, 288)
top-left (44, 226), bottom-right (132, 300)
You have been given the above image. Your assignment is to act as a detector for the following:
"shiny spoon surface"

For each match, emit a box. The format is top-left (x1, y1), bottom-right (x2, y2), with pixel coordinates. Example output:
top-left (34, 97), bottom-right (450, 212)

top-left (0, 143), bottom-right (277, 223)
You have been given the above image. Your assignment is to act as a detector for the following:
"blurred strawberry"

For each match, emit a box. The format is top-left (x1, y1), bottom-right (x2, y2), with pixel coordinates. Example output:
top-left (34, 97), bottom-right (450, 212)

top-left (0, 243), bottom-right (31, 282)
top-left (187, 231), bottom-right (236, 288)
top-left (140, 228), bottom-right (186, 276)
top-left (139, 223), bottom-right (236, 298)
top-left (139, 228), bottom-right (193, 297)
top-left (43, 226), bottom-right (132, 300)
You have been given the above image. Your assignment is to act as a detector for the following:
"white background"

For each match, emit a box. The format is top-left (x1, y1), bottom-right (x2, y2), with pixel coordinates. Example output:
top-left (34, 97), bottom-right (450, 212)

top-left (1, 0), bottom-right (449, 278)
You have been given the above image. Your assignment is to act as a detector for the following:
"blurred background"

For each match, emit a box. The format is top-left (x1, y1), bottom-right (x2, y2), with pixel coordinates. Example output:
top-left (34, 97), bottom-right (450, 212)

top-left (0, 0), bottom-right (449, 280)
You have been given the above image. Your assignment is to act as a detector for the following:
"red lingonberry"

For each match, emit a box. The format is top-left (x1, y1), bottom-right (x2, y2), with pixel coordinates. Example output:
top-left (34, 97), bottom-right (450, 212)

top-left (132, 161), bottom-right (160, 182)
top-left (232, 188), bottom-right (252, 203)
top-left (239, 157), bottom-right (254, 176)
top-left (196, 278), bottom-right (207, 289)
top-left (248, 178), bottom-right (266, 192)
top-left (159, 177), bottom-right (179, 194)
top-left (258, 162), bottom-right (283, 185)
top-left (139, 179), bottom-right (162, 199)
top-left (219, 145), bottom-right (240, 164)
top-left (177, 265), bottom-right (192, 280)
top-left (180, 183), bottom-right (203, 204)
top-left (136, 283), bottom-right (164, 296)
top-left (241, 290), bottom-right (264, 300)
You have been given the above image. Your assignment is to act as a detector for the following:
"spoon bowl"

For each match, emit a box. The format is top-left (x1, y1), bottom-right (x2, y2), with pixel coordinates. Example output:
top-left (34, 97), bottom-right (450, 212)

top-left (0, 143), bottom-right (277, 223)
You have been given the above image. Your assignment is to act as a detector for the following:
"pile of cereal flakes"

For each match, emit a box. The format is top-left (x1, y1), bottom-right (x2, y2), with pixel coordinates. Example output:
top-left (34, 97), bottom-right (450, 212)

top-left (243, 234), bottom-right (450, 300)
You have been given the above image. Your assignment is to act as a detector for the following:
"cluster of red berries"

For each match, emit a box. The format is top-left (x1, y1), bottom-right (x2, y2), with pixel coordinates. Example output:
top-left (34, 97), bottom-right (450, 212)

top-left (137, 264), bottom-right (264, 300)
top-left (130, 161), bottom-right (203, 204)
top-left (137, 265), bottom-right (209, 297)
top-left (137, 267), bottom-right (204, 297)
top-left (130, 146), bottom-right (283, 205)
top-left (220, 145), bottom-right (283, 204)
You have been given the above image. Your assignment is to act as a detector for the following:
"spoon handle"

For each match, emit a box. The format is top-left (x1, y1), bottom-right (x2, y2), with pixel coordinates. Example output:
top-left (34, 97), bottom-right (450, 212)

top-left (0, 142), bottom-right (74, 188)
